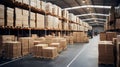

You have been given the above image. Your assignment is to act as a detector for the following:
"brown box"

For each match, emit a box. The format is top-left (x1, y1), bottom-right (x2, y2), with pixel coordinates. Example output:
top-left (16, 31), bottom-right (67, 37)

top-left (52, 5), bottom-right (58, 16)
top-left (36, 14), bottom-right (44, 29)
top-left (18, 37), bottom-right (29, 56)
top-left (45, 15), bottom-right (53, 29)
top-left (3, 41), bottom-right (21, 59)
top-left (42, 47), bottom-right (58, 59)
top-left (33, 44), bottom-right (48, 58)
top-left (98, 41), bottom-right (114, 64)
top-left (30, 12), bottom-right (35, 28)
top-left (22, 10), bottom-right (28, 27)
top-left (6, 7), bottom-right (14, 27)
top-left (116, 18), bottom-right (120, 29)
top-left (106, 32), bottom-right (117, 41)
top-left (49, 43), bottom-right (60, 52)
top-left (15, 8), bottom-right (22, 27)
top-left (100, 32), bottom-right (106, 41)
top-left (45, 2), bottom-right (52, 14)
top-left (0, 4), bottom-right (5, 26)
top-left (57, 7), bottom-right (61, 17)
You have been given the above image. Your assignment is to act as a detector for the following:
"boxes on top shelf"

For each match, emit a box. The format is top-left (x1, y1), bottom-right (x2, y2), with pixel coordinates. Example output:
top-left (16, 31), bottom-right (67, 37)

top-left (22, 0), bottom-right (29, 5)
top-left (0, 4), bottom-right (4, 26)
top-left (36, 0), bottom-right (40, 9)
top-left (6, 7), bottom-right (14, 27)
top-left (62, 9), bottom-right (69, 20)
top-left (15, 8), bottom-right (22, 27)
top-left (40, 1), bottom-right (46, 11)
top-left (52, 4), bottom-right (58, 16)
top-left (58, 7), bottom-right (62, 17)
top-left (46, 2), bottom-right (53, 14)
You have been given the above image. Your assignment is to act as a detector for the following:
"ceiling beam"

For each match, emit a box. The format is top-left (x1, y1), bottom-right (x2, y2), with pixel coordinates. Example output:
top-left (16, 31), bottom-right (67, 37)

top-left (76, 13), bottom-right (109, 17)
top-left (82, 18), bottom-right (106, 21)
top-left (63, 5), bottom-right (111, 10)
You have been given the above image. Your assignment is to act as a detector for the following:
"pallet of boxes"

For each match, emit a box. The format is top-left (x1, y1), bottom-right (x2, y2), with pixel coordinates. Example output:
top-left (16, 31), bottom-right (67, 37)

top-left (99, 32), bottom-right (117, 65)
top-left (33, 35), bottom-right (67, 59)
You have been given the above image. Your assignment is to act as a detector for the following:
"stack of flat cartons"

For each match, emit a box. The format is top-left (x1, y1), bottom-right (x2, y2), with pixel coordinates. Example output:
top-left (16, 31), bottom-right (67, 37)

top-left (117, 35), bottom-right (120, 67)
top-left (18, 37), bottom-right (29, 56)
top-left (49, 43), bottom-right (60, 52)
top-left (100, 32), bottom-right (106, 41)
top-left (22, 10), bottom-right (28, 28)
top-left (30, 12), bottom-right (35, 28)
top-left (6, 7), bottom-right (14, 27)
top-left (33, 44), bottom-right (48, 58)
top-left (53, 17), bottom-right (59, 30)
top-left (32, 34), bottom-right (38, 39)
top-left (0, 4), bottom-right (4, 26)
top-left (63, 22), bottom-right (69, 30)
top-left (40, 1), bottom-right (46, 11)
top-left (52, 5), bottom-right (58, 16)
top-left (36, 14), bottom-right (44, 29)
top-left (42, 47), bottom-right (58, 59)
top-left (106, 32), bottom-right (117, 41)
top-left (15, 8), bottom-right (22, 27)
top-left (34, 37), bottom-right (46, 45)
top-left (46, 2), bottom-right (52, 14)
top-left (28, 37), bottom-right (34, 53)
top-left (62, 9), bottom-right (69, 19)
top-left (3, 41), bottom-right (21, 59)
top-left (116, 18), bottom-right (120, 29)
top-left (45, 36), bottom-right (54, 45)
top-left (98, 41), bottom-right (114, 64)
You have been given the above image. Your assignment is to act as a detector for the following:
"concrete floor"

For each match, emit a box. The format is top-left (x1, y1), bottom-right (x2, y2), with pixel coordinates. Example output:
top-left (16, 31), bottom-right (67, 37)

top-left (0, 35), bottom-right (114, 67)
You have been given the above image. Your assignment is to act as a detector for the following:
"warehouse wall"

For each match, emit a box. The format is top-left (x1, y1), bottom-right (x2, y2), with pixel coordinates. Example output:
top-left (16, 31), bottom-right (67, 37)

top-left (92, 26), bottom-right (104, 33)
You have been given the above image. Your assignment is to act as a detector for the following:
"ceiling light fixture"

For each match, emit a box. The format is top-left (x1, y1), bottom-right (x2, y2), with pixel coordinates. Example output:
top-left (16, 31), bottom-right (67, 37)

top-left (82, 0), bottom-right (86, 3)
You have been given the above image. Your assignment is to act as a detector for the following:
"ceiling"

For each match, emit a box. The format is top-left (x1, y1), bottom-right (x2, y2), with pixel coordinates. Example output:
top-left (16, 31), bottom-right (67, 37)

top-left (42, 0), bottom-right (120, 26)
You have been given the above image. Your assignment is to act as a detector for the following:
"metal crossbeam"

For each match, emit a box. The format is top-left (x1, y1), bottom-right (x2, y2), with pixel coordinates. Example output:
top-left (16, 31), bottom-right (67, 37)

top-left (76, 13), bottom-right (109, 17)
top-left (82, 18), bottom-right (106, 21)
top-left (63, 5), bottom-right (111, 10)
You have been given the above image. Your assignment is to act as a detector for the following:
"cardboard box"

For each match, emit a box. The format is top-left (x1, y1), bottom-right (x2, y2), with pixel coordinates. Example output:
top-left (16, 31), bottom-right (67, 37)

top-left (31, 0), bottom-right (37, 7)
top-left (116, 18), bottom-right (120, 29)
top-left (46, 2), bottom-right (52, 13)
top-left (100, 32), bottom-right (106, 41)
top-left (22, 10), bottom-right (29, 27)
top-left (58, 7), bottom-right (61, 17)
top-left (6, 7), bottom-right (14, 27)
top-left (98, 41), bottom-right (114, 64)
top-left (106, 32), bottom-right (117, 41)
top-left (45, 15), bottom-right (53, 29)
top-left (30, 12), bottom-right (35, 28)
top-left (40, 1), bottom-right (46, 11)
top-left (15, 8), bottom-right (22, 27)
top-left (33, 44), bottom-right (48, 57)
top-left (22, 0), bottom-right (29, 5)
top-left (52, 5), bottom-right (58, 16)
top-left (3, 41), bottom-right (21, 59)
top-left (42, 47), bottom-right (58, 59)
top-left (36, 14), bottom-right (44, 29)
top-left (49, 43), bottom-right (60, 52)
top-left (0, 4), bottom-right (4, 26)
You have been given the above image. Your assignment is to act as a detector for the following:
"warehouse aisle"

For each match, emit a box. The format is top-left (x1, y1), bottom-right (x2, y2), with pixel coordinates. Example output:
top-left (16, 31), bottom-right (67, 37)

top-left (0, 36), bottom-right (99, 67)
top-left (69, 35), bottom-right (99, 67)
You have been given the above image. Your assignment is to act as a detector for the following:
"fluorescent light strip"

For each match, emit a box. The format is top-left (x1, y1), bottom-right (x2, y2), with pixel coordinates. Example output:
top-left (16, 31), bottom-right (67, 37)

top-left (64, 5), bottom-right (111, 10)
top-left (82, 18), bottom-right (106, 21)
top-left (76, 13), bottom-right (109, 17)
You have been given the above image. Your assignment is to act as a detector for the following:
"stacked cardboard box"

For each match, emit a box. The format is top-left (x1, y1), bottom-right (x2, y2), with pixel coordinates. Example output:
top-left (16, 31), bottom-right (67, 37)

top-left (42, 47), bottom-right (58, 59)
top-left (15, 8), bottom-right (22, 27)
top-left (40, 1), bottom-right (46, 11)
top-left (0, 4), bottom-right (4, 26)
top-left (6, 7), bottom-right (14, 27)
top-left (52, 5), bottom-right (58, 16)
top-left (106, 32), bottom-right (117, 41)
top-left (45, 15), bottom-right (53, 29)
top-left (49, 43), bottom-right (60, 52)
top-left (18, 37), bottom-right (29, 56)
top-left (33, 44), bottom-right (48, 58)
top-left (30, 12), bottom-right (35, 28)
top-left (117, 35), bottom-right (120, 67)
top-left (31, 0), bottom-right (37, 7)
top-left (46, 2), bottom-right (52, 14)
top-left (60, 39), bottom-right (67, 50)
top-left (100, 32), bottom-right (106, 41)
top-left (58, 7), bottom-right (62, 17)
top-left (32, 34), bottom-right (38, 39)
top-left (58, 20), bottom-right (62, 30)
top-left (53, 17), bottom-right (59, 30)
top-left (36, 14), bottom-right (44, 29)
top-left (3, 41), bottom-right (21, 59)
top-left (22, 0), bottom-right (29, 5)
top-left (69, 13), bottom-right (76, 22)
top-left (116, 18), bottom-right (120, 29)
top-left (98, 41), bottom-right (114, 64)
top-left (62, 9), bottom-right (69, 19)
top-left (36, 0), bottom-right (40, 9)
top-left (22, 10), bottom-right (28, 27)
top-left (63, 22), bottom-right (69, 30)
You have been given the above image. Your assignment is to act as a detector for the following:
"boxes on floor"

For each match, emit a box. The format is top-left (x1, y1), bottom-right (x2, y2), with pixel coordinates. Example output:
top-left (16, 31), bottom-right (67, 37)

top-left (42, 47), bottom-right (58, 59)
top-left (0, 4), bottom-right (5, 26)
top-left (33, 44), bottom-right (48, 58)
top-left (100, 32), bottom-right (106, 41)
top-left (49, 43), bottom-right (60, 52)
top-left (98, 41), bottom-right (114, 64)
top-left (3, 41), bottom-right (21, 59)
